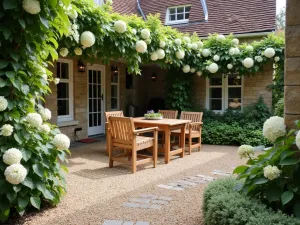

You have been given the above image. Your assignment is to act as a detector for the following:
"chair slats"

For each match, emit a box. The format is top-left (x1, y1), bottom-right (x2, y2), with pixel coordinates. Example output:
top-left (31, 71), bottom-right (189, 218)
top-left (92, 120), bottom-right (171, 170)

top-left (180, 111), bottom-right (203, 131)
top-left (158, 110), bottom-right (178, 119)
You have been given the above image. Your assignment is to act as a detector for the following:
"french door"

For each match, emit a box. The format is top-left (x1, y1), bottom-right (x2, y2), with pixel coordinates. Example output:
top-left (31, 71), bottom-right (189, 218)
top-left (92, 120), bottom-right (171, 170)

top-left (87, 65), bottom-right (105, 136)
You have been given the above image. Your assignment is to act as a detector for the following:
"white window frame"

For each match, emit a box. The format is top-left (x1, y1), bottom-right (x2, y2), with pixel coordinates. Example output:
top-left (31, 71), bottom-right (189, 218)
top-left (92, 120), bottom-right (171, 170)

top-left (110, 66), bottom-right (120, 110)
top-left (94, 0), bottom-right (104, 5)
top-left (206, 76), bottom-right (244, 112)
top-left (165, 5), bottom-right (191, 25)
top-left (57, 59), bottom-right (74, 123)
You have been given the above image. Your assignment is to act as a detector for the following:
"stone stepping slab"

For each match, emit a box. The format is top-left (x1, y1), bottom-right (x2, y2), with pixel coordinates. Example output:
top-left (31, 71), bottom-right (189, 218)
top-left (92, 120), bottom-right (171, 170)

top-left (157, 174), bottom-right (215, 191)
top-left (123, 193), bottom-right (172, 210)
top-left (211, 170), bottom-right (232, 176)
top-left (103, 220), bottom-right (150, 225)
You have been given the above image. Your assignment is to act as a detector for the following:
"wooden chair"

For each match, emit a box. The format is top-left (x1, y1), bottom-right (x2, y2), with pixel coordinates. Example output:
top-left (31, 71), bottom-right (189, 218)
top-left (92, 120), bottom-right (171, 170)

top-left (171, 111), bottom-right (203, 155)
top-left (158, 110), bottom-right (178, 119)
top-left (108, 117), bottom-right (158, 173)
top-left (105, 111), bottom-right (124, 155)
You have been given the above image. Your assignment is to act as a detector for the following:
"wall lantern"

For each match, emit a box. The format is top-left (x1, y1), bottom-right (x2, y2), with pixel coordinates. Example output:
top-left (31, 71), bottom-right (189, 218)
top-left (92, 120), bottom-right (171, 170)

top-left (78, 60), bottom-right (86, 73)
top-left (151, 73), bottom-right (156, 82)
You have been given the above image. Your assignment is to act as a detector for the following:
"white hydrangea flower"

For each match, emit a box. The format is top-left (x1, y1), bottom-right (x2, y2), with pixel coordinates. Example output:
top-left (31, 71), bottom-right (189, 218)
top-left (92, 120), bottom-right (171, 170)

top-left (67, 9), bottom-right (78, 20)
top-left (191, 43), bottom-right (198, 50)
top-left (213, 55), bottom-right (220, 61)
top-left (22, 0), bottom-right (41, 14)
top-left (174, 38), bottom-right (182, 46)
top-left (237, 145), bottom-right (254, 159)
top-left (54, 78), bottom-right (60, 85)
top-left (114, 20), bottom-right (127, 33)
top-left (227, 64), bottom-right (233, 69)
top-left (196, 71), bottom-right (202, 76)
top-left (4, 164), bottom-right (27, 185)
top-left (246, 45), bottom-right (254, 52)
top-left (182, 65), bottom-right (191, 73)
top-left (156, 49), bottom-right (165, 59)
top-left (264, 48), bottom-right (275, 58)
top-left (53, 134), bottom-right (70, 150)
top-left (197, 41), bottom-right (203, 48)
top-left (42, 74), bottom-right (47, 80)
top-left (263, 116), bottom-right (286, 142)
top-left (150, 52), bottom-right (158, 61)
top-left (140, 29), bottom-right (150, 39)
top-left (264, 165), bottom-right (281, 180)
top-left (39, 107), bottom-right (51, 121)
top-left (0, 124), bottom-right (13, 136)
top-left (175, 50), bottom-right (185, 59)
top-left (274, 56), bottom-right (280, 62)
top-left (0, 96), bottom-right (8, 111)
top-left (106, 0), bottom-right (113, 5)
top-left (136, 40), bottom-right (147, 53)
top-left (30, 98), bottom-right (36, 106)
top-left (229, 47), bottom-right (236, 56)
top-left (80, 31), bottom-right (96, 48)
top-left (231, 38), bottom-right (239, 45)
top-left (159, 41), bottom-right (166, 48)
top-left (59, 48), bottom-right (68, 57)
top-left (39, 124), bottom-right (51, 133)
top-left (234, 48), bottom-right (240, 55)
top-left (145, 38), bottom-right (151, 44)
top-left (131, 28), bottom-right (137, 35)
top-left (202, 49), bottom-right (211, 57)
top-left (183, 36), bottom-right (191, 43)
top-left (187, 43), bottom-right (192, 49)
top-left (26, 113), bottom-right (43, 128)
top-left (208, 63), bottom-right (218, 73)
top-left (3, 148), bottom-right (22, 165)
top-left (237, 76), bottom-right (241, 79)
top-left (35, 65), bottom-right (46, 75)
top-left (216, 34), bottom-right (226, 41)
top-left (255, 56), bottom-right (263, 62)
top-left (190, 68), bottom-right (196, 73)
top-left (243, 58), bottom-right (254, 68)
top-left (197, 54), bottom-right (201, 57)
top-left (74, 47), bottom-right (83, 56)
top-left (296, 131), bottom-right (300, 150)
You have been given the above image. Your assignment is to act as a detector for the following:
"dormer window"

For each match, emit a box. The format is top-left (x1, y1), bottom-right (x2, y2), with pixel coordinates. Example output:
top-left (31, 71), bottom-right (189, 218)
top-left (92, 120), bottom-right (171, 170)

top-left (166, 5), bottom-right (191, 25)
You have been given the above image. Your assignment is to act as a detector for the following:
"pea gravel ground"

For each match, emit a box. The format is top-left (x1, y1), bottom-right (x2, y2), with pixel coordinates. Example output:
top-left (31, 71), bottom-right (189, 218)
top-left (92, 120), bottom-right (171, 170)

top-left (19, 142), bottom-right (244, 225)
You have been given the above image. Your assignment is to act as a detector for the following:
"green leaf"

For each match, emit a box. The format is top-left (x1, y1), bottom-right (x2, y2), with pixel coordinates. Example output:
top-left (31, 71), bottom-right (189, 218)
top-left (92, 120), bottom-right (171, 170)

top-left (33, 164), bottom-right (44, 177)
top-left (293, 203), bottom-right (300, 218)
top-left (233, 165), bottom-right (248, 174)
top-left (21, 149), bottom-right (32, 161)
top-left (22, 177), bottom-right (35, 189)
top-left (5, 71), bottom-right (15, 79)
top-left (265, 189), bottom-right (281, 202)
top-left (18, 19), bottom-right (26, 29)
top-left (39, 16), bottom-right (49, 28)
top-left (30, 196), bottom-right (41, 210)
top-left (18, 196), bottom-right (29, 210)
top-left (14, 133), bottom-right (22, 144)
top-left (279, 157), bottom-right (300, 166)
top-left (49, 0), bottom-right (58, 7)
top-left (281, 191), bottom-right (294, 205)
top-left (0, 60), bottom-right (8, 69)
top-left (3, 0), bottom-right (17, 9)
top-left (253, 177), bottom-right (268, 185)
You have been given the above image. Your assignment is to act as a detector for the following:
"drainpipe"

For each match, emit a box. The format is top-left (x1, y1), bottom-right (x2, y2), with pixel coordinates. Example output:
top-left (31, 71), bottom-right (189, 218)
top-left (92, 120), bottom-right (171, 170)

top-left (137, 0), bottom-right (147, 20)
top-left (200, 0), bottom-right (208, 21)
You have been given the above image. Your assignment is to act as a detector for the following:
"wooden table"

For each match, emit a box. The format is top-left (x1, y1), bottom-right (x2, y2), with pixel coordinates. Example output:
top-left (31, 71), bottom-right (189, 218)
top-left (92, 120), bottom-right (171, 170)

top-left (133, 117), bottom-right (191, 164)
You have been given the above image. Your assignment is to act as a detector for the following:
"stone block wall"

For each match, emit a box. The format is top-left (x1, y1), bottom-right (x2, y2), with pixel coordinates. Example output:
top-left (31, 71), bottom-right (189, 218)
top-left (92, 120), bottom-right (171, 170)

top-left (285, 0), bottom-right (300, 128)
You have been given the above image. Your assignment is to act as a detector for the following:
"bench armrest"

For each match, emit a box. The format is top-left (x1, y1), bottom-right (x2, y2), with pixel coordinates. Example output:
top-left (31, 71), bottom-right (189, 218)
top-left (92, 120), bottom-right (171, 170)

top-left (134, 127), bottom-right (158, 134)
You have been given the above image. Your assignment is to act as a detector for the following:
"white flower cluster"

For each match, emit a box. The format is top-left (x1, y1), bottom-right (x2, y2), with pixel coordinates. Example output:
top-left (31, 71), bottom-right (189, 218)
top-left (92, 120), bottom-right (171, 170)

top-left (4, 164), bottom-right (27, 185)
top-left (0, 96), bottom-right (8, 111)
top-left (183, 36), bottom-right (190, 43)
top-left (231, 38), bottom-right (239, 45)
top-left (59, 48), bottom-right (69, 57)
top-left (0, 124), bottom-right (13, 136)
top-left (136, 40), bottom-right (147, 53)
top-left (182, 65), bottom-right (190, 73)
top-left (80, 31), bottom-right (96, 48)
top-left (176, 50), bottom-right (185, 59)
top-left (191, 43), bottom-right (198, 50)
top-left (151, 49), bottom-right (165, 61)
top-left (208, 63), bottom-right (218, 73)
top-left (227, 64), bottom-right (233, 69)
top-left (264, 48), bottom-right (275, 58)
top-left (263, 116), bottom-right (286, 142)
top-left (150, 52), bottom-right (158, 61)
top-left (246, 45), bottom-right (254, 52)
top-left (263, 165), bottom-right (281, 180)
top-left (54, 78), bottom-right (60, 85)
top-left (197, 71), bottom-right (202, 76)
top-left (131, 29), bottom-right (137, 35)
top-left (74, 47), bottom-right (83, 56)
top-left (3, 148), bottom-right (23, 165)
top-left (237, 145), bottom-right (254, 158)
top-left (159, 41), bottom-right (166, 48)
top-left (114, 20), bottom-right (127, 33)
top-left (255, 56), bottom-right (263, 62)
top-left (67, 7), bottom-right (78, 20)
top-left (229, 47), bottom-right (240, 56)
top-left (26, 113), bottom-right (43, 128)
top-left (274, 56), bottom-right (280, 62)
top-left (243, 58), bottom-right (254, 68)
top-left (197, 41), bottom-right (203, 48)
top-left (67, 23), bottom-right (79, 43)
top-left (37, 105), bottom-right (51, 121)
top-left (53, 134), bottom-right (70, 150)
top-left (213, 55), bottom-right (220, 61)
top-left (190, 68), bottom-right (196, 73)
top-left (216, 34), bottom-right (226, 41)
top-left (22, 0), bottom-right (41, 14)
top-left (174, 38), bottom-right (182, 46)
top-left (39, 124), bottom-right (51, 133)
top-left (141, 29), bottom-right (150, 39)
top-left (296, 131), bottom-right (300, 150)
top-left (202, 49), bottom-right (211, 57)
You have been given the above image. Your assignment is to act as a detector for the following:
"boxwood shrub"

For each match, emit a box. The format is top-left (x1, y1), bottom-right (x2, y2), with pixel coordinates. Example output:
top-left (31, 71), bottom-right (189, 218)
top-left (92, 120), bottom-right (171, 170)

top-left (203, 177), bottom-right (300, 225)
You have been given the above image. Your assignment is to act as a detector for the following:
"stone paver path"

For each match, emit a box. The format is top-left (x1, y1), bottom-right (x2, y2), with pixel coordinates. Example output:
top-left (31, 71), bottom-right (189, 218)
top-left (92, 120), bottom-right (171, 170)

top-left (103, 220), bottom-right (150, 225)
top-left (211, 169), bottom-right (232, 176)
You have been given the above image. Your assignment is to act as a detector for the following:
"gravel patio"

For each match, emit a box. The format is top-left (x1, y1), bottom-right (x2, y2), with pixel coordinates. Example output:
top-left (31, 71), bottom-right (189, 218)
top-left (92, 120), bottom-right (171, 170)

top-left (19, 141), bottom-right (245, 225)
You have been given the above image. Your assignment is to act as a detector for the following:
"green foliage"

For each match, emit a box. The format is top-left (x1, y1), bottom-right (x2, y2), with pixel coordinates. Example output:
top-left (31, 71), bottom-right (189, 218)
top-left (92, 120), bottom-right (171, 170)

top-left (274, 98), bottom-right (284, 117)
top-left (268, 56), bottom-right (284, 107)
top-left (203, 177), bottom-right (300, 225)
top-left (234, 121), bottom-right (300, 217)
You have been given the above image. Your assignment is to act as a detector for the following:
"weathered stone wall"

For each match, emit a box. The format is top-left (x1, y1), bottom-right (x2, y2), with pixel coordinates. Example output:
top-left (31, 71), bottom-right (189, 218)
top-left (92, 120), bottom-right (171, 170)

top-left (285, 0), bottom-right (300, 128)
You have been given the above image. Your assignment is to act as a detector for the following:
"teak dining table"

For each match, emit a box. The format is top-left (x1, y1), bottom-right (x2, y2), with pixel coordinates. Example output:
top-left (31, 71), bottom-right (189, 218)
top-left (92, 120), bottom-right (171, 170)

top-left (133, 117), bottom-right (191, 164)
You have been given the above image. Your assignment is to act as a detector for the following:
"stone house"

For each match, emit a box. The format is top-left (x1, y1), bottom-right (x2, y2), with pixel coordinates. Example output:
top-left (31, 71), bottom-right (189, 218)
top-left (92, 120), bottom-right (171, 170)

top-left (45, 0), bottom-right (276, 140)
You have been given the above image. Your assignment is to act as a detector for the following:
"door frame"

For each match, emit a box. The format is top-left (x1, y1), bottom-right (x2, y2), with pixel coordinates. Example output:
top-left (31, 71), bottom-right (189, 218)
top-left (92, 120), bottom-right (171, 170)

top-left (87, 64), bottom-right (106, 136)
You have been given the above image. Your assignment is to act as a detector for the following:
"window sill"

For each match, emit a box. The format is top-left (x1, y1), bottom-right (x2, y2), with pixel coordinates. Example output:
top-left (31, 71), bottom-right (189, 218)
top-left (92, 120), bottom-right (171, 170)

top-left (57, 120), bottom-right (79, 128)
top-left (165, 20), bottom-right (189, 26)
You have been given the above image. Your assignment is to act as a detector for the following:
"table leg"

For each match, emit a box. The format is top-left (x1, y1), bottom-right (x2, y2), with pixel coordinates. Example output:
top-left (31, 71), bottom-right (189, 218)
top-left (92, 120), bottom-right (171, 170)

top-left (164, 127), bottom-right (171, 164)
top-left (180, 125), bottom-right (186, 158)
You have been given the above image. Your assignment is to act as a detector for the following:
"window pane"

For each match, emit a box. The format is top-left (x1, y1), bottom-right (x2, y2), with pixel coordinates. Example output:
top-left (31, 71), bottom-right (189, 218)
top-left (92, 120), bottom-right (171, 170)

top-left (93, 70), bottom-right (97, 83)
top-left (169, 8), bottom-right (175, 14)
top-left (185, 6), bottom-right (191, 12)
top-left (89, 84), bottom-right (92, 98)
top-left (98, 113), bottom-right (101, 126)
top-left (228, 99), bottom-right (241, 110)
top-left (210, 99), bottom-right (222, 111)
top-left (111, 74), bottom-right (118, 83)
top-left (61, 63), bottom-right (69, 79)
top-left (89, 114), bottom-right (93, 127)
top-left (185, 12), bottom-right (190, 19)
top-left (89, 99), bottom-right (92, 112)
top-left (170, 15), bottom-right (176, 21)
top-left (228, 77), bottom-right (241, 85)
top-left (177, 7), bottom-right (184, 13)
top-left (210, 88), bottom-right (222, 98)
top-left (210, 77), bottom-right (222, 86)
top-left (228, 87), bottom-right (241, 98)
top-left (111, 98), bottom-right (117, 109)
top-left (57, 62), bottom-right (61, 78)
top-left (89, 70), bottom-right (92, 83)
top-left (93, 84), bottom-right (97, 98)
top-left (93, 99), bottom-right (97, 112)
top-left (57, 83), bottom-right (69, 98)
top-left (93, 113), bottom-right (97, 126)
top-left (58, 100), bottom-right (69, 116)
top-left (98, 71), bottom-right (101, 84)
top-left (111, 85), bottom-right (117, 98)
top-left (177, 13), bottom-right (184, 20)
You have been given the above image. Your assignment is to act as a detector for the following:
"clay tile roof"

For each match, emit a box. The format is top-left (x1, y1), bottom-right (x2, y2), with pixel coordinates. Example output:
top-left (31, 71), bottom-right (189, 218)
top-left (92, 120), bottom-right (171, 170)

top-left (113, 0), bottom-right (276, 37)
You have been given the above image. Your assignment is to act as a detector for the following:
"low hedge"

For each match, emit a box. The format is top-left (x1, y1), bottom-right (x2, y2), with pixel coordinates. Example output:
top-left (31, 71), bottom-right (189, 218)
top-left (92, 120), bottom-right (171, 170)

top-left (203, 177), bottom-right (300, 225)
